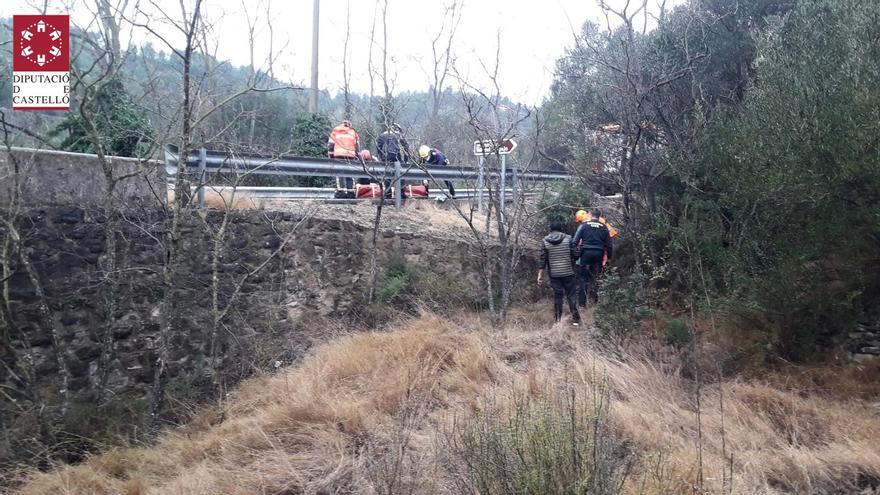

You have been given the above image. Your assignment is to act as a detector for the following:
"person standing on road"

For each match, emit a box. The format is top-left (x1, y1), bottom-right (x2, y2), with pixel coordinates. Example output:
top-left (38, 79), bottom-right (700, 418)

top-left (376, 123), bottom-right (411, 197)
top-left (571, 208), bottom-right (614, 306)
top-left (418, 145), bottom-right (455, 197)
top-left (537, 218), bottom-right (581, 326)
top-left (327, 119), bottom-right (360, 198)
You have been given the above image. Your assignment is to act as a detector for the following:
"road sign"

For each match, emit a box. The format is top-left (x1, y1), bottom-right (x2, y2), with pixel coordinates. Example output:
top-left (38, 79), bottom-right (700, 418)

top-left (473, 138), bottom-right (518, 156)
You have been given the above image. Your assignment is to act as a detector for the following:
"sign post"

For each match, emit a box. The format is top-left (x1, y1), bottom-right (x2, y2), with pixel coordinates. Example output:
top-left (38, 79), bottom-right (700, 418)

top-left (473, 139), bottom-right (518, 214)
top-left (477, 156), bottom-right (485, 212)
top-left (500, 154), bottom-right (507, 216)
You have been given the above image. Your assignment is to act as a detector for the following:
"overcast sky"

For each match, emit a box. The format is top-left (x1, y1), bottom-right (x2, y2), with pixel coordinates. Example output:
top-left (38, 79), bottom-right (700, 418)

top-left (4, 0), bottom-right (666, 105)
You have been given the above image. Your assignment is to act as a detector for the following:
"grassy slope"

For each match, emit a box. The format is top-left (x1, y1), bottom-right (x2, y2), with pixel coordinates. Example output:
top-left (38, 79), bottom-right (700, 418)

top-left (13, 308), bottom-right (880, 494)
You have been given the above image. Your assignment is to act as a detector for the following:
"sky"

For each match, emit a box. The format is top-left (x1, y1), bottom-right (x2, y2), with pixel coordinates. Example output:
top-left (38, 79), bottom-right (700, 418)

top-left (3, 0), bottom-right (666, 105)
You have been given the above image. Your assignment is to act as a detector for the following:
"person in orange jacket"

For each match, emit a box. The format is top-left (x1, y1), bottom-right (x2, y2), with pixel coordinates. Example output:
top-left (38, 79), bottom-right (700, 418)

top-left (327, 119), bottom-right (360, 198)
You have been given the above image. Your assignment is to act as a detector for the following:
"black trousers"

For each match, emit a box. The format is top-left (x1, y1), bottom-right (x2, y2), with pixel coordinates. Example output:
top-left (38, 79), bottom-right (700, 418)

top-left (550, 275), bottom-right (581, 323)
top-left (444, 180), bottom-right (456, 197)
top-left (578, 249), bottom-right (605, 307)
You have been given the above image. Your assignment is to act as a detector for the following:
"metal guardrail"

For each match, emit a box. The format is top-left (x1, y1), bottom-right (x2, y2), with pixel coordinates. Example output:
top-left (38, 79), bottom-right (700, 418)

top-left (164, 145), bottom-right (568, 208)
top-left (194, 186), bottom-right (537, 201)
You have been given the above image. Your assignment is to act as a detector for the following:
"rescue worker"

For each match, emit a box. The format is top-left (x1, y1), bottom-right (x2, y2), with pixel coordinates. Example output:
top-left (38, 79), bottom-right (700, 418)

top-left (418, 145), bottom-right (455, 197)
top-left (376, 123), bottom-right (410, 197)
top-left (571, 208), bottom-right (614, 306)
top-left (576, 209), bottom-right (618, 267)
top-left (327, 119), bottom-right (360, 198)
top-left (537, 218), bottom-right (581, 325)
top-left (377, 123), bottom-right (411, 160)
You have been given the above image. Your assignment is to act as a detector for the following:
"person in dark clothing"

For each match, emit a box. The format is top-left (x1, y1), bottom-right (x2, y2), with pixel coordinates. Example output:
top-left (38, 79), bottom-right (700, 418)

top-left (418, 145), bottom-right (455, 197)
top-left (376, 123), bottom-right (410, 197)
top-left (376, 123), bottom-right (410, 163)
top-left (537, 218), bottom-right (581, 325)
top-left (571, 208), bottom-right (614, 306)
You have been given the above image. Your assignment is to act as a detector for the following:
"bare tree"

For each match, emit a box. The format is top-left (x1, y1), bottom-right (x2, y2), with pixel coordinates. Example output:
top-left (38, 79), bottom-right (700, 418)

top-left (426, 0), bottom-right (462, 145)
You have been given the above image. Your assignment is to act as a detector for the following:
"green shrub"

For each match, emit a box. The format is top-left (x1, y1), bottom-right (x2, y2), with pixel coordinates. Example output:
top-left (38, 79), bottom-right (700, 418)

top-left (370, 256), bottom-right (485, 316)
top-left (594, 268), bottom-right (655, 337)
top-left (443, 383), bottom-right (631, 495)
top-left (537, 181), bottom-right (592, 228)
top-left (663, 318), bottom-right (692, 348)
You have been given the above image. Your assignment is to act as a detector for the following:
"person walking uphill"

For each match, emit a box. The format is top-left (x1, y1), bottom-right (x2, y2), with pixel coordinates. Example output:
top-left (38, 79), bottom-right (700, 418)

top-left (327, 119), bottom-right (360, 198)
top-left (537, 218), bottom-right (581, 325)
top-left (572, 208), bottom-right (614, 306)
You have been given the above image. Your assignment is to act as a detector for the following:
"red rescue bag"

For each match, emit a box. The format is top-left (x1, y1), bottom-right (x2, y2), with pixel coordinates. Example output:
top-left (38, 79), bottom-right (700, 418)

top-left (403, 185), bottom-right (428, 198)
top-left (356, 183), bottom-right (383, 199)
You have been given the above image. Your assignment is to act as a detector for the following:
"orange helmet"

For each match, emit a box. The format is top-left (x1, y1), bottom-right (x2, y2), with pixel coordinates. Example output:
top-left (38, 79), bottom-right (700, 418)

top-left (575, 210), bottom-right (589, 223)
top-left (359, 149), bottom-right (373, 161)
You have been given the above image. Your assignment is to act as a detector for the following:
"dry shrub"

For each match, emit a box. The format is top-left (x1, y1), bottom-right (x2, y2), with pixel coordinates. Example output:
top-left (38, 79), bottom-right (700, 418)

top-left (15, 315), bottom-right (498, 494)
top-left (440, 383), bottom-right (633, 495)
top-left (589, 344), bottom-right (880, 494)
top-left (13, 312), bottom-right (880, 495)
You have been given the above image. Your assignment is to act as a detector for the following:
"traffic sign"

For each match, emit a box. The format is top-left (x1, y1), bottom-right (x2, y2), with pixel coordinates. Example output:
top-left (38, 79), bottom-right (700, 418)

top-left (473, 138), bottom-right (517, 156)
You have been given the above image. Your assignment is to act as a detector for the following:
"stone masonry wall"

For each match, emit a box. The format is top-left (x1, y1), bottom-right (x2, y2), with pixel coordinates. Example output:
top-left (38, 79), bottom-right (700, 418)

top-left (0, 204), bottom-right (512, 463)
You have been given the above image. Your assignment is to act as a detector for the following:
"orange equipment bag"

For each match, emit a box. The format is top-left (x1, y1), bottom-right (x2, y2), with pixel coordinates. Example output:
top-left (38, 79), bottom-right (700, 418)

top-left (356, 183), bottom-right (383, 199)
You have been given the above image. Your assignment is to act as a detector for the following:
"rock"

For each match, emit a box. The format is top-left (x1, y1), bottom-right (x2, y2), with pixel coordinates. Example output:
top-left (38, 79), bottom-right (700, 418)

top-left (113, 326), bottom-right (134, 340)
top-left (54, 208), bottom-right (84, 224)
top-left (66, 357), bottom-right (90, 378)
top-left (60, 313), bottom-right (80, 326)
top-left (74, 343), bottom-right (103, 361)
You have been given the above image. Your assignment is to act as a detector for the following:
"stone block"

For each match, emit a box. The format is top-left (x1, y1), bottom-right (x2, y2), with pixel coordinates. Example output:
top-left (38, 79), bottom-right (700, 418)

top-left (66, 357), bottom-right (90, 378)
top-left (54, 208), bottom-right (84, 224)
top-left (74, 343), bottom-right (103, 361)
top-left (113, 326), bottom-right (135, 340)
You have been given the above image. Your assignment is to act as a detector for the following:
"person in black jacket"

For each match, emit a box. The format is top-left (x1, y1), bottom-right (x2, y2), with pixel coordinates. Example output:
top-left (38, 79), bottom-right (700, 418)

top-left (376, 123), bottom-right (410, 197)
top-left (537, 218), bottom-right (581, 325)
top-left (376, 123), bottom-right (410, 163)
top-left (571, 208), bottom-right (614, 306)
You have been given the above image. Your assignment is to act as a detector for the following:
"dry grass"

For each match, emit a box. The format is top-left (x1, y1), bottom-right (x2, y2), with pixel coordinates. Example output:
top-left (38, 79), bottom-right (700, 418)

top-left (14, 311), bottom-right (880, 494)
top-left (167, 189), bottom-right (264, 210)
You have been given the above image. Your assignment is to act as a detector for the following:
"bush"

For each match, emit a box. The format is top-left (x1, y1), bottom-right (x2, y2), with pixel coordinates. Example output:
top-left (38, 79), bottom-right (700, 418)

top-left (442, 383), bottom-right (632, 495)
top-left (663, 318), bottom-right (692, 348)
top-left (368, 256), bottom-right (486, 320)
top-left (376, 257), bottom-right (413, 306)
top-left (594, 268), bottom-right (655, 337)
top-left (537, 181), bottom-right (592, 228)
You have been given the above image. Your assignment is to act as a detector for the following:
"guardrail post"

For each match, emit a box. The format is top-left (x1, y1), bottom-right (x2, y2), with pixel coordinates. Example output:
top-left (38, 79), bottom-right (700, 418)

top-left (500, 154), bottom-right (507, 216)
top-left (477, 156), bottom-right (485, 212)
top-left (512, 166), bottom-right (518, 207)
top-left (197, 147), bottom-right (207, 209)
top-left (394, 160), bottom-right (402, 209)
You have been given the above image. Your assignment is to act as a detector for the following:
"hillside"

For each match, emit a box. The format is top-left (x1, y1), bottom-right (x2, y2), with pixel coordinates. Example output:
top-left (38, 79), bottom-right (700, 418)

top-left (14, 309), bottom-right (880, 494)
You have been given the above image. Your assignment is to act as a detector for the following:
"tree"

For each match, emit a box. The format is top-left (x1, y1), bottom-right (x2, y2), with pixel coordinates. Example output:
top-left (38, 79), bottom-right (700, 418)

top-left (50, 78), bottom-right (153, 157)
top-left (681, 0), bottom-right (880, 358)
top-left (290, 112), bottom-right (331, 157)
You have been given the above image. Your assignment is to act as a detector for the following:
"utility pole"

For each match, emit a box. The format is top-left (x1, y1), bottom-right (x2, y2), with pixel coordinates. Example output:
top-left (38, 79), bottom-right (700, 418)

top-left (308, 0), bottom-right (320, 113)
